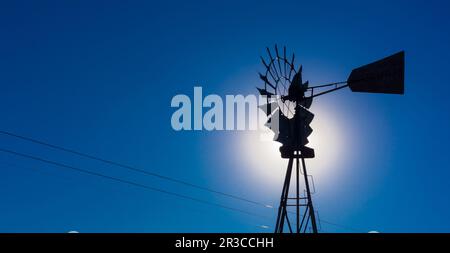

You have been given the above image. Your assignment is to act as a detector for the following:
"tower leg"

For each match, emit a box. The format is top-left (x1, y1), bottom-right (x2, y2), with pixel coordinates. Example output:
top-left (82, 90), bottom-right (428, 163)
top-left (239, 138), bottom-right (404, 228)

top-left (275, 155), bottom-right (318, 233)
top-left (301, 157), bottom-right (318, 233)
top-left (296, 155), bottom-right (300, 233)
top-left (275, 157), bottom-right (293, 233)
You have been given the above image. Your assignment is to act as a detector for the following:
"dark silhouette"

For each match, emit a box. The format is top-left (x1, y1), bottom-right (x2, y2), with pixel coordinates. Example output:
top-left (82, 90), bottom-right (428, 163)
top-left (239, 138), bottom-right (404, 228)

top-left (258, 46), bottom-right (404, 233)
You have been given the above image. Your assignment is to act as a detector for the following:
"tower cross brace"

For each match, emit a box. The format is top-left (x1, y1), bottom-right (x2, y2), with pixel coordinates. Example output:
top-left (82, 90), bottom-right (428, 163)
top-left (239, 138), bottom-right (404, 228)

top-left (275, 153), bottom-right (318, 233)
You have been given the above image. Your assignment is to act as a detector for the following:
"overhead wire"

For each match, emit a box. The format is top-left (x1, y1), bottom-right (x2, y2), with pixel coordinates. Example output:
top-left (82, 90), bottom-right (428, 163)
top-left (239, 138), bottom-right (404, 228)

top-left (0, 130), bottom-right (271, 208)
top-left (0, 130), bottom-right (363, 232)
top-left (0, 147), bottom-right (267, 219)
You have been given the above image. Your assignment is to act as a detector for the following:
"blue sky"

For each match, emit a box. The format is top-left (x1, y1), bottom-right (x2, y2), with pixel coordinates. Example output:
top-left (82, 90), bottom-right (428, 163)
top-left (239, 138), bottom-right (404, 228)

top-left (0, 0), bottom-right (450, 232)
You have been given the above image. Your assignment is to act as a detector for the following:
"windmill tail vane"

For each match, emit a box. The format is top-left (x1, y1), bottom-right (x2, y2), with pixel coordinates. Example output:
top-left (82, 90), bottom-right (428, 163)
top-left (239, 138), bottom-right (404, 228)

top-left (257, 45), bottom-right (404, 233)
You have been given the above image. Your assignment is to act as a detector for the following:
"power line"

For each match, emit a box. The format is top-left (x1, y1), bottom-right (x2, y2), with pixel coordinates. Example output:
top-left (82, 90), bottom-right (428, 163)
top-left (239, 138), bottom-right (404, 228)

top-left (285, 210), bottom-right (362, 233)
top-left (0, 147), bottom-right (267, 219)
top-left (318, 219), bottom-right (361, 232)
top-left (0, 147), bottom-right (362, 232)
top-left (0, 130), bottom-right (271, 208)
top-left (0, 130), bottom-right (362, 232)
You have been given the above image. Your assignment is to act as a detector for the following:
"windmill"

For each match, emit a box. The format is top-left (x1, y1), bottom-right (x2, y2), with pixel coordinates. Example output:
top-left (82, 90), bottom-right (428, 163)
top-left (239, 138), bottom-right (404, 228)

top-left (258, 45), bottom-right (404, 233)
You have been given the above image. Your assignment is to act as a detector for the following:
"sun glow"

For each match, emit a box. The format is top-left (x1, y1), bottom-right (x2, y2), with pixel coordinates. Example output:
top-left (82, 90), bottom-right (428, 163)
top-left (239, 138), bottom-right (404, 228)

top-left (235, 102), bottom-right (352, 192)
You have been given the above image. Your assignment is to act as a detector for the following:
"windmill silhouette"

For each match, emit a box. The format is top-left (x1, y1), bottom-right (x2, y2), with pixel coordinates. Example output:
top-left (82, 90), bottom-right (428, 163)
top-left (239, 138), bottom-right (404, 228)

top-left (258, 45), bottom-right (404, 233)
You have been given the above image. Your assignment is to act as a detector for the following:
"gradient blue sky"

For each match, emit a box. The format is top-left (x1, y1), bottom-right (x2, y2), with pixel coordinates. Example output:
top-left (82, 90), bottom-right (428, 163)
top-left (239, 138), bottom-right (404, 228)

top-left (1, 0), bottom-right (450, 232)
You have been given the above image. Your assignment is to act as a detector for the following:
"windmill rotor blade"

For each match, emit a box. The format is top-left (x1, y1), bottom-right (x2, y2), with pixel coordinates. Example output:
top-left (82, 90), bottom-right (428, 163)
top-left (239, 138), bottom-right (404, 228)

top-left (303, 125), bottom-right (313, 137)
top-left (258, 102), bottom-right (279, 116)
top-left (275, 44), bottom-right (283, 76)
top-left (256, 87), bottom-right (275, 96)
top-left (260, 56), bottom-right (269, 68)
top-left (264, 109), bottom-right (288, 142)
top-left (301, 97), bottom-right (313, 109)
top-left (270, 113), bottom-right (290, 144)
top-left (259, 73), bottom-right (276, 90)
top-left (291, 70), bottom-right (302, 87)
top-left (264, 110), bottom-right (277, 131)
top-left (275, 132), bottom-right (290, 144)
top-left (261, 56), bottom-right (278, 83)
top-left (288, 53), bottom-right (296, 80)
top-left (283, 46), bottom-right (287, 76)
top-left (297, 106), bottom-right (314, 123)
top-left (266, 47), bottom-right (281, 79)
top-left (303, 80), bottom-right (309, 88)
top-left (347, 51), bottom-right (404, 94)
top-left (266, 47), bottom-right (274, 62)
